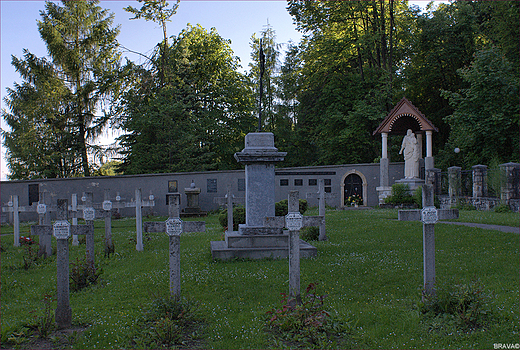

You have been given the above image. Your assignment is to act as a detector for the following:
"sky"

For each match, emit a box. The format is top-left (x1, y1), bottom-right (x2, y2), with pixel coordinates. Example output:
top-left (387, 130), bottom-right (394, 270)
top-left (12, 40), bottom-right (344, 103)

top-left (0, 0), bottom-right (438, 181)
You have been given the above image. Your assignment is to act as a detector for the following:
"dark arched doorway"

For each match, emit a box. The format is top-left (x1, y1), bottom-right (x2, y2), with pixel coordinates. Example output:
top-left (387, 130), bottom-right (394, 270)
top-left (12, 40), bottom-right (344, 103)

top-left (344, 174), bottom-right (363, 206)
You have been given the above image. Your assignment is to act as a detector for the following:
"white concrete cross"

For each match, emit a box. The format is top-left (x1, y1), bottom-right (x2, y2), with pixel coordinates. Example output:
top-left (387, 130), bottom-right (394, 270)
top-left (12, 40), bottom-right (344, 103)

top-left (398, 184), bottom-right (459, 298)
top-left (31, 199), bottom-right (94, 329)
top-left (143, 193), bottom-right (205, 296)
top-left (1, 192), bottom-right (52, 247)
top-left (111, 188), bottom-right (155, 251)
top-left (263, 190), bottom-right (324, 304)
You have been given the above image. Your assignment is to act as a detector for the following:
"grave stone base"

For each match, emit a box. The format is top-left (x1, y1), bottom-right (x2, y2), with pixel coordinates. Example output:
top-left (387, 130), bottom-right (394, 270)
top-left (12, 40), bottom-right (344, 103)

top-left (210, 230), bottom-right (317, 260)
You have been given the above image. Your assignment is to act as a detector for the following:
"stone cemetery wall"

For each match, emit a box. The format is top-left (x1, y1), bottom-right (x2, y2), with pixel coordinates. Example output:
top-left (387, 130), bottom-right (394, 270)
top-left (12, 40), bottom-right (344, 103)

top-left (1, 162), bottom-right (404, 223)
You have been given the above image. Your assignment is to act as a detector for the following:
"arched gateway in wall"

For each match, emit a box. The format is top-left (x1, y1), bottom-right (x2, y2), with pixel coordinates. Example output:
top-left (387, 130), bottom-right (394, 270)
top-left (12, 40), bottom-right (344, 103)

top-left (341, 170), bottom-right (367, 208)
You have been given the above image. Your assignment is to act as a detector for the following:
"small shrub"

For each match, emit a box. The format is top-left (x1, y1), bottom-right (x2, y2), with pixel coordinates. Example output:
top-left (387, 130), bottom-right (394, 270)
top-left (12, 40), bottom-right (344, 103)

top-left (265, 283), bottom-right (350, 349)
top-left (300, 226), bottom-right (319, 241)
top-left (494, 203), bottom-right (512, 213)
top-left (419, 279), bottom-right (493, 332)
top-left (130, 294), bottom-right (204, 349)
top-left (70, 257), bottom-right (102, 292)
top-left (218, 206), bottom-right (246, 230)
top-left (275, 199), bottom-right (308, 216)
top-left (384, 184), bottom-right (414, 205)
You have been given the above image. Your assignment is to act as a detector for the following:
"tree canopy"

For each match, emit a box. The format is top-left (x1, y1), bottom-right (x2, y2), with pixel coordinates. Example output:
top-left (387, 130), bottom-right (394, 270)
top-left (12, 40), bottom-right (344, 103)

top-left (3, 0), bottom-right (518, 180)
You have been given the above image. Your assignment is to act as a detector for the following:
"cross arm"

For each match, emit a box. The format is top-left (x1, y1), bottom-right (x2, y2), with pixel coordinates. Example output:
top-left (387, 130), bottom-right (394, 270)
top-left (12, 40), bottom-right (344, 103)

top-left (144, 221), bottom-right (206, 233)
top-left (71, 225), bottom-right (94, 235)
top-left (31, 225), bottom-right (52, 236)
top-left (264, 215), bottom-right (324, 228)
top-left (398, 208), bottom-right (459, 222)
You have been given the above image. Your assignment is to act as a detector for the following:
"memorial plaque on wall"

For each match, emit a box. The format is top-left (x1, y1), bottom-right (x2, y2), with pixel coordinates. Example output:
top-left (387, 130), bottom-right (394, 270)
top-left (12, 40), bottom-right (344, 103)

top-left (207, 179), bottom-right (217, 193)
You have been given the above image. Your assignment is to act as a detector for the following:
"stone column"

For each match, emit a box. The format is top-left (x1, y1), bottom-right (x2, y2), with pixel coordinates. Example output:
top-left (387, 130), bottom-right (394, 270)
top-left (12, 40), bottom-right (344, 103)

top-left (500, 163), bottom-right (520, 206)
top-left (425, 130), bottom-right (434, 170)
top-left (448, 166), bottom-right (461, 204)
top-left (234, 133), bottom-right (286, 234)
top-left (472, 165), bottom-right (488, 198)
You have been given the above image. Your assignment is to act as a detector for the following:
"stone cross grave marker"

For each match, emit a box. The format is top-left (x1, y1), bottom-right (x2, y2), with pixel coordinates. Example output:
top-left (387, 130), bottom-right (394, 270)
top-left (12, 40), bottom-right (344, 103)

top-left (398, 184), bottom-right (459, 298)
top-left (31, 199), bottom-right (94, 328)
top-left (2, 192), bottom-right (52, 248)
top-left (264, 190), bottom-right (324, 304)
top-left (213, 185), bottom-right (245, 231)
top-left (111, 188), bottom-right (155, 251)
top-left (144, 193), bottom-right (205, 296)
top-left (2, 191), bottom-right (55, 255)
top-left (318, 179), bottom-right (327, 241)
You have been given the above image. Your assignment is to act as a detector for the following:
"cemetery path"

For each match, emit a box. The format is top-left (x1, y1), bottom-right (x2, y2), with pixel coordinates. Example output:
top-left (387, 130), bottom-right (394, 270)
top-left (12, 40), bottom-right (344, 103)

top-left (438, 221), bottom-right (519, 234)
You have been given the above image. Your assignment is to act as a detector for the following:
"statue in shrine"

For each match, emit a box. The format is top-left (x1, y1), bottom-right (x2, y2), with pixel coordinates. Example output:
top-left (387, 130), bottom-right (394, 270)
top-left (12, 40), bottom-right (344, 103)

top-left (399, 129), bottom-right (420, 178)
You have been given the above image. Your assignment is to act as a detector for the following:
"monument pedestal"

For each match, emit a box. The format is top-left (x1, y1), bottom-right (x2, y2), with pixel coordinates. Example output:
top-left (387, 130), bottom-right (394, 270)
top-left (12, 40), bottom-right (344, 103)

top-left (181, 186), bottom-right (206, 217)
top-left (395, 177), bottom-right (425, 191)
top-left (210, 132), bottom-right (317, 260)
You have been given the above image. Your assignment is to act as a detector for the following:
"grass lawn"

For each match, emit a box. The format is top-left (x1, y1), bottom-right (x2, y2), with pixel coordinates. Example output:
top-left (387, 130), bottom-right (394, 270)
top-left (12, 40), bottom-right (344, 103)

top-left (1, 208), bottom-right (518, 349)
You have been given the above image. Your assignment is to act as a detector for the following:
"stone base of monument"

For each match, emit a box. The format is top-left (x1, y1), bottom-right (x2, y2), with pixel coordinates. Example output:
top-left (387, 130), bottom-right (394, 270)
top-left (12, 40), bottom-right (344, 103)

top-left (210, 230), bottom-right (317, 260)
top-left (395, 178), bottom-right (425, 191)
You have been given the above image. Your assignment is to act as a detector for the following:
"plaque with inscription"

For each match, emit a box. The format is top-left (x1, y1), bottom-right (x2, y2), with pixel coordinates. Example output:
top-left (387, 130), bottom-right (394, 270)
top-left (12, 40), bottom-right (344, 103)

top-left (37, 203), bottom-right (47, 214)
top-left (285, 212), bottom-right (303, 231)
top-left (83, 207), bottom-right (95, 221)
top-left (207, 179), bottom-right (217, 193)
top-left (53, 220), bottom-right (71, 239)
top-left (102, 200), bottom-right (112, 211)
top-left (421, 206), bottom-right (438, 224)
top-left (165, 217), bottom-right (183, 236)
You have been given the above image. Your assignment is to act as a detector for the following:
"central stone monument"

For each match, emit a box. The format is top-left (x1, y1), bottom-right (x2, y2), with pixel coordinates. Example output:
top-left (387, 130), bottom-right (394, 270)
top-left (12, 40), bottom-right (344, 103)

top-left (235, 132), bottom-right (285, 234)
top-left (210, 132), bottom-right (317, 260)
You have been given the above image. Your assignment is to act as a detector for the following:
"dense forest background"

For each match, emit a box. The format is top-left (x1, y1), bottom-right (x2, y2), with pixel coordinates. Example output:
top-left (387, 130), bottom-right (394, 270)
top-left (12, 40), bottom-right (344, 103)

top-left (3, 0), bottom-right (519, 180)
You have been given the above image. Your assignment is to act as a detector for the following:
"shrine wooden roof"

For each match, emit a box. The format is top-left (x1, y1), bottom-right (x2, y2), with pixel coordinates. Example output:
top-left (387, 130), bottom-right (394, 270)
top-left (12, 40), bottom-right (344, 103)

top-left (373, 97), bottom-right (438, 135)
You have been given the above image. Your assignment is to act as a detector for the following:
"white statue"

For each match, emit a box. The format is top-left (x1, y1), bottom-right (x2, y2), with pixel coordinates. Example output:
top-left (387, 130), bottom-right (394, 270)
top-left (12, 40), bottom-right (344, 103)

top-left (399, 129), bottom-right (420, 178)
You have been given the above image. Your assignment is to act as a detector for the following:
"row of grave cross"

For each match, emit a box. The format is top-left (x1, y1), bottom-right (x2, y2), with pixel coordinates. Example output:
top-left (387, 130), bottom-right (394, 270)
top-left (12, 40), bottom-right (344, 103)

top-left (33, 193), bottom-right (205, 329)
top-left (2, 189), bottom-right (155, 254)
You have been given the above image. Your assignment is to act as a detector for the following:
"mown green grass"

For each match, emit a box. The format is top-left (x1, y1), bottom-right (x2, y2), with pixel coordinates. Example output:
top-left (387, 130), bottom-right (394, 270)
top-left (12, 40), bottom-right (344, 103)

top-left (1, 209), bottom-right (518, 349)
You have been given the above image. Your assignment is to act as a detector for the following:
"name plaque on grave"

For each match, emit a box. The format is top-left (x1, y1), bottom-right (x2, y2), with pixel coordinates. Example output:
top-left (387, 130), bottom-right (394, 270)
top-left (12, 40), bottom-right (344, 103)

top-left (37, 203), bottom-right (47, 214)
top-left (83, 207), bottom-right (95, 221)
top-left (285, 212), bottom-right (303, 231)
top-left (421, 206), bottom-right (438, 224)
top-left (102, 200), bottom-right (112, 211)
top-left (165, 218), bottom-right (183, 236)
top-left (53, 220), bottom-right (71, 239)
